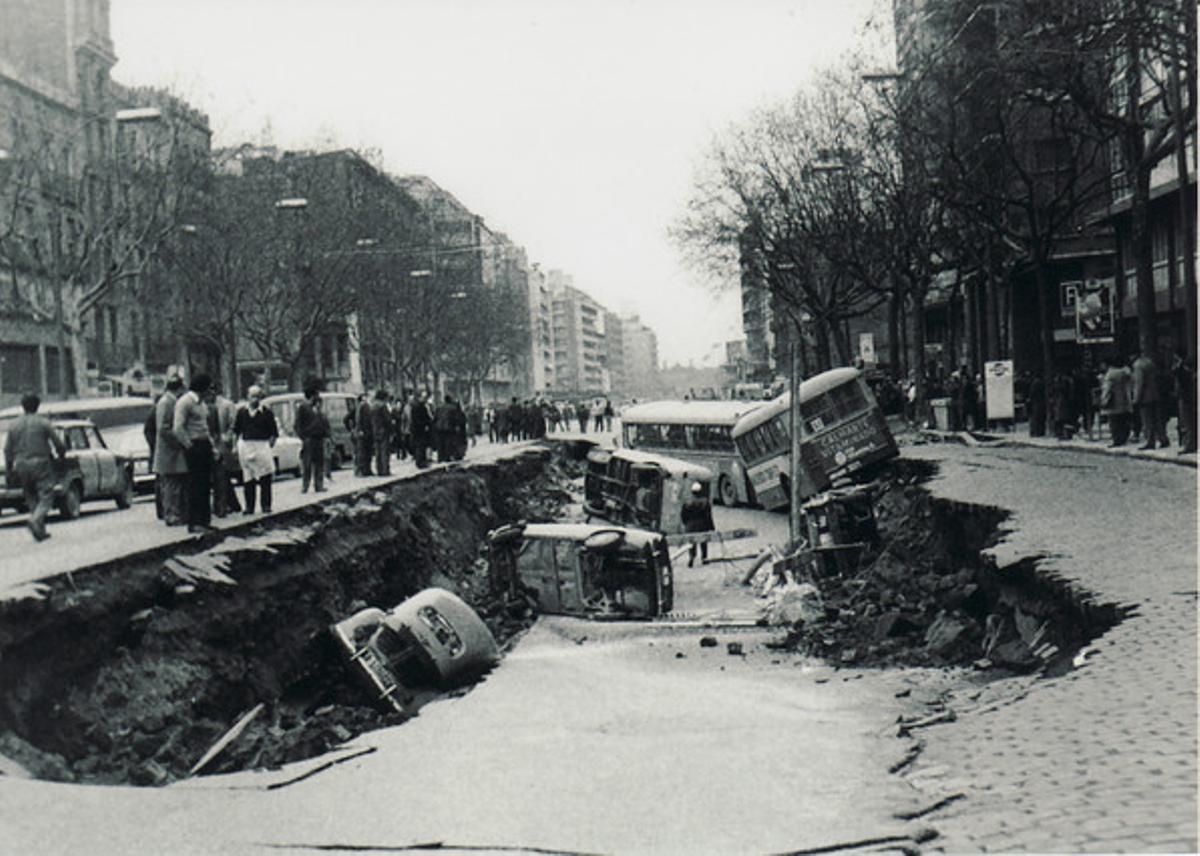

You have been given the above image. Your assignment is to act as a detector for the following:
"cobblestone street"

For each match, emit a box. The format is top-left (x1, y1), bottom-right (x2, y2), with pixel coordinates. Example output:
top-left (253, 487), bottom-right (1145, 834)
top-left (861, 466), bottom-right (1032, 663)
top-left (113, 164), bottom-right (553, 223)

top-left (898, 441), bottom-right (1198, 853)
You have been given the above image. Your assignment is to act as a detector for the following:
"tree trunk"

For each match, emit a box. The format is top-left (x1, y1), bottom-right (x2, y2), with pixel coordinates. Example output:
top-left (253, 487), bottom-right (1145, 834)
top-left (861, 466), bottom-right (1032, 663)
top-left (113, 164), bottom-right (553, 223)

top-left (1130, 157), bottom-right (1157, 358)
top-left (985, 259), bottom-right (1001, 361)
top-left (832, 319), bottom-right (853, 366)
top-left (1034, 251), bottom-right (1057, 421)
top-left (888, 292), bottom-right (902, 378)
top-left (911, 287), bottom-right (928, 410)
top-left (1173, 54), bottom-right (1197, 362)
top-left (813, 322), bottom-right (832, 372)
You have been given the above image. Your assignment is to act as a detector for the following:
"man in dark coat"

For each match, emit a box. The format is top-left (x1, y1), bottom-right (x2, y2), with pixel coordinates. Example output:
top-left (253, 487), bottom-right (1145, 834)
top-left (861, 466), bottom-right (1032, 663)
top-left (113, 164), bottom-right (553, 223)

top-left (296, 383), bottom-right (329, 492)
top-left (433, 395), bottom-right (455, 462)
top-left (1132, 352), bottom-right (1167, 449)
top-left (1171, 349), bottom-right (1197, 454)
top-left (680, 481), bottom-right (716, 567)
top-left (410, 388), bottom-right (434, 468)
top-left (371, 390), bottom-right (392, 476)
top-left (354, 394), bottom-right (373, 476)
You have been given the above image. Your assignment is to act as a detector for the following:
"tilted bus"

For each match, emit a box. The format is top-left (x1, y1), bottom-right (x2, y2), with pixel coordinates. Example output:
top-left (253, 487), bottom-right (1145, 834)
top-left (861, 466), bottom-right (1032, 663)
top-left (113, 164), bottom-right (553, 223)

top-left (618, 399), bottom-right (763, 506)
top-left (731, 367), bottom-right (898, 511)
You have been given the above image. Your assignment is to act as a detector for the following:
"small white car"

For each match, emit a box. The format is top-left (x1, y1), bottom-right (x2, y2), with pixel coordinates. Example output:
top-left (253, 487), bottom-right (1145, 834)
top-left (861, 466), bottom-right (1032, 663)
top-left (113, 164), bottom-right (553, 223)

top-left (330, 588), bottom-right (499, 712)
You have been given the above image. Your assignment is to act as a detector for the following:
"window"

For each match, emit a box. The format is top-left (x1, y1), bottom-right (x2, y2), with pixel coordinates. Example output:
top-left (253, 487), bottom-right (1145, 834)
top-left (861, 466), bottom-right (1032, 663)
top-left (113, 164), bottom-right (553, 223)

top-left (63, 426), bottom-right (90, 450)
top-left (803, 383), bottom-right (868, 435)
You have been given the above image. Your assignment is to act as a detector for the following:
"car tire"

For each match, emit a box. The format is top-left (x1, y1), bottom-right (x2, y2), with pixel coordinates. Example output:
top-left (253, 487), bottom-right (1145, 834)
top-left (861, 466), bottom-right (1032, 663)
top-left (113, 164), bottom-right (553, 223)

top-left (59, 482), bottom-right (83, 519)
top-left (114, 472), bottom-right (133, 509)
top-left (330, 447), bottom-right (344, 471)
top-left (717, 474), bottom-right (738, 507)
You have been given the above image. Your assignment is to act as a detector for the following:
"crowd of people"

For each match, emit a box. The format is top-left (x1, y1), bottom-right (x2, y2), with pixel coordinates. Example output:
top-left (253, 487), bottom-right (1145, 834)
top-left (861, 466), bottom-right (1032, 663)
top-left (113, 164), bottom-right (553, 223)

top-left (131, 380), bottom-right (624, 538)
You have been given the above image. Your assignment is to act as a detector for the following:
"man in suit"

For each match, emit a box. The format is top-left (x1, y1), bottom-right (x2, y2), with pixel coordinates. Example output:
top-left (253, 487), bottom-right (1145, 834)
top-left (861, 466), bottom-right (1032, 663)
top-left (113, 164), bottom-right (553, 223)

top-left (153, 374), bottom-right (188, 525)
top-left (371, 390), bottom-right (392, 476)
top-left (296, 383), bottom-right (329, 492)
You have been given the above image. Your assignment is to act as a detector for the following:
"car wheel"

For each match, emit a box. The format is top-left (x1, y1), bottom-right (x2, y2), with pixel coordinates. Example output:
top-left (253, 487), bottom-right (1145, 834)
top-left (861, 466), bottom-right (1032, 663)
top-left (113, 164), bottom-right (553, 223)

top-left (59, 482), bottom-right (83, 519)
top-left (717, 474), bottom-right (738, 507)
top-left (330, 447), bottom-right (344, 470)
top-left (114, 472), bottom-right (133, 509)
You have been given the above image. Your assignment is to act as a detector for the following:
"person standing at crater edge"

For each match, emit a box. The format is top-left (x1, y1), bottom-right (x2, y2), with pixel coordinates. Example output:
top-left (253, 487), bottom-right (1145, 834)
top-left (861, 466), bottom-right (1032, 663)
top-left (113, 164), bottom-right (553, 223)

top-left (234, 385), bottom-right (278, 514)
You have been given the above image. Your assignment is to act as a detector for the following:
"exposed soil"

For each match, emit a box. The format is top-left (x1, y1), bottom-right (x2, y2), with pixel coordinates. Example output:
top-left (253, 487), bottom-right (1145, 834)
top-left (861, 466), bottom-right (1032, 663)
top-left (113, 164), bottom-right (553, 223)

top-left (767, 459), bottom-right (1132, 674)
top-left (0, 449), bottom-right (581, 786)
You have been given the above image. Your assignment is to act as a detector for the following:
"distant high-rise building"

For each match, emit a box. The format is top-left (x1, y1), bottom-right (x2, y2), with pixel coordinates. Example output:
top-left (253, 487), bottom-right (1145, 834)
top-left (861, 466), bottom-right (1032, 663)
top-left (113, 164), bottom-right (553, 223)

top-left (548, 271), bottom-right (609, 396)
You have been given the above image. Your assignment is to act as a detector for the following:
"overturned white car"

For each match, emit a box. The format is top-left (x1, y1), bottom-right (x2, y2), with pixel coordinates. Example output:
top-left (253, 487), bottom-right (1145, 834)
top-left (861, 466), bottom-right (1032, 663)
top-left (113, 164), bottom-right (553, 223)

top-left (330, 588), bottom-right (500, 713)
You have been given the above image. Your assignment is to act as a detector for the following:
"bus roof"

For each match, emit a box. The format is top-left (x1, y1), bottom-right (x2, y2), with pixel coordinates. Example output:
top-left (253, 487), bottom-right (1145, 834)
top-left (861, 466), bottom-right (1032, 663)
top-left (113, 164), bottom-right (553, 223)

top-left (0, 395), bottom-right (154, 420)
top-left (587, 447), bottom-right (714, 480)
top-left (731, 367), bottom-right (862, 437)
top-left (521, 522), bottom-right (664, 549)
top-left (263, 391), bottom-right (358, 402)
top-left (619, 399), bottom-right (763, 426)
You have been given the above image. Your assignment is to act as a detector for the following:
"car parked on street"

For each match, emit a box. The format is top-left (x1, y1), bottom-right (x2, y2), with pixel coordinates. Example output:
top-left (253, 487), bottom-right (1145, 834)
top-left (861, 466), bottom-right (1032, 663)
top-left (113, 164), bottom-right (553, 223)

top-left (0, 418), bottom-right (134, 519)
top-left (262, 392), bottom-right (356, 470)
top-left (0, 396), bottom-right (154, 493)
top-left (330, 588), bottom-right (499, 713)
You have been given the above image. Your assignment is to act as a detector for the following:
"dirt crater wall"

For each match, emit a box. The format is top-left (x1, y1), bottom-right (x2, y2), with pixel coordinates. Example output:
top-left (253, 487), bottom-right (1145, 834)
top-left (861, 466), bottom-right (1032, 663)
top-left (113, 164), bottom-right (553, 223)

top-left (0, 449), bottom-right (566, 786)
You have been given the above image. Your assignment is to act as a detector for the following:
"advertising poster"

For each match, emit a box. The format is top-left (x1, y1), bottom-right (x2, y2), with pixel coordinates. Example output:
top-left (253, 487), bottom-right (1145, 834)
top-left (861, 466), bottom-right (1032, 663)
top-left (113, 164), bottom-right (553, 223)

top-left (984, 359), bottom-right (1015, 420)
top-left (1075, 278), bottom-right (1116, 344)
top-left (858, 332), bottom-right (876, 365)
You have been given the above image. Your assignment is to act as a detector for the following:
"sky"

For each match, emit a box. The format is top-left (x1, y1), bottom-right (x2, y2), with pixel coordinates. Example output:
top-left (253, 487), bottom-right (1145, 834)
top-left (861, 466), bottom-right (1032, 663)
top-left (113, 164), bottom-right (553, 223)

top-left (110, 0), bottom-right (881, 367)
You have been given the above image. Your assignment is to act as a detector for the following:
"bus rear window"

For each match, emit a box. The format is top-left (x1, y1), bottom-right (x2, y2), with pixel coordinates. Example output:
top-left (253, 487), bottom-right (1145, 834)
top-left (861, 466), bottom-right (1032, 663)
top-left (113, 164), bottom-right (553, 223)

top-left (804, 383), bottom-right (868, 433)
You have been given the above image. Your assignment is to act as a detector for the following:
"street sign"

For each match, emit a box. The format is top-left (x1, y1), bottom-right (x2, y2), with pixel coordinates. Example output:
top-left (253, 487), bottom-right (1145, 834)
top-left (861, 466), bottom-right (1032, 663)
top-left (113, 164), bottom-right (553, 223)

top-left (984, 360), bottom-right (1014, 420)
top-left (858, 332), bottom-right (876, 365)
top-left (1075, 278), bottom-right (1115, 344)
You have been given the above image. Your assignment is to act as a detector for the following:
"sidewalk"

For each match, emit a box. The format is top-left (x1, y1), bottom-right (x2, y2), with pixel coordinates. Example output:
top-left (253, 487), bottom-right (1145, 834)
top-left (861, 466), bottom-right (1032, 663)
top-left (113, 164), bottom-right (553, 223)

top-left (0, 439), bottom-right (538, 598)
top-left (897, 441), bottom-right (1197, 852)
top-left (916, 421), bottom-right (1197, 468)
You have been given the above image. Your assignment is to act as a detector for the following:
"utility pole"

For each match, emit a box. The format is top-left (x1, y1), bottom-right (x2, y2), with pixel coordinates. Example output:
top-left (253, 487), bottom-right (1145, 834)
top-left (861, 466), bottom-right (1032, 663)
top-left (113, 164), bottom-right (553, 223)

top-left (788, 336), bottom-right (803, 545)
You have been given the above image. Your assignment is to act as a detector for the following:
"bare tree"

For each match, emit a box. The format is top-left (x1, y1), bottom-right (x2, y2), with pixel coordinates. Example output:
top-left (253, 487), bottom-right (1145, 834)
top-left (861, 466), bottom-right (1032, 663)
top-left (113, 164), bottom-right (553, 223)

top-left (0, 98), bottom-right (205, 395)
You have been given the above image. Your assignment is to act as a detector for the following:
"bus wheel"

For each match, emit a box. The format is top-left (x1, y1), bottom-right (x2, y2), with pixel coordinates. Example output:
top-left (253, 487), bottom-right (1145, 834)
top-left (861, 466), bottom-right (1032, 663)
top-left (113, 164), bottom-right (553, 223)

top-left (717, 474), bottom-right (737, 507)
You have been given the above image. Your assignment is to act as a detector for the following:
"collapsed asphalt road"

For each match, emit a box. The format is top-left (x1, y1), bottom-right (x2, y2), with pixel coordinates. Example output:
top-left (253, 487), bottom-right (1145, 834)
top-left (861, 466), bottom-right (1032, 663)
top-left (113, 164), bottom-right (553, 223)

top-left (0, 440), bottom-right (1143, 854)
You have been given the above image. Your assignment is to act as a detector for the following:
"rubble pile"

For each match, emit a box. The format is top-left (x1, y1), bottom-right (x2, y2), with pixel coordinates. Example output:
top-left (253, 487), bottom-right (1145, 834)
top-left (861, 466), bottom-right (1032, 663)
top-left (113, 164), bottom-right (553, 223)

top-left (0, 450), bottom-right (575, 786)
top-left (765, 462), bottom-right (1127, 673)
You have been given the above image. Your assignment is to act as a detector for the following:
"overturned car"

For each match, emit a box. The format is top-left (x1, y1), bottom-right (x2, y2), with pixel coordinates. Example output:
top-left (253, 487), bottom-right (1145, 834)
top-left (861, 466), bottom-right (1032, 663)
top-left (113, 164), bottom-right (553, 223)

top-left (331, 588), bottom-right (500, 713)
top-left (487, 522), bottom-right (674, 619)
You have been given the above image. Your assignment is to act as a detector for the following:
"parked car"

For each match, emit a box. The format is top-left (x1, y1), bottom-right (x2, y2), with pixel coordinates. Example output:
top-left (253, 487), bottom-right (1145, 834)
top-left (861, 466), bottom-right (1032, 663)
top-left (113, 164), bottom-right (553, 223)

top-left (0, 397), bottom-right (154, 493)
top-left (330, 588), bottom-right (499, 713)
top-left (486, 522), bottom-right (674, 619)
top-left (0, 419), bottom-right (134, 518)
top-left (262, 392), bottom-right (356, 470)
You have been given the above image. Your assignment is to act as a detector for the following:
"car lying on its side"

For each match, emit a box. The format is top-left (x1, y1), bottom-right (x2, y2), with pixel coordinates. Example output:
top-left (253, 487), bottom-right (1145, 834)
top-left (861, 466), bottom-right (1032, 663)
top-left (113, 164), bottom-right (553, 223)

top-left (330, 588), bottom-right (499, 713)
top-left (486, 522), bottom-right (674, 619)
top-left (0, 419), bottom-right (134, 518)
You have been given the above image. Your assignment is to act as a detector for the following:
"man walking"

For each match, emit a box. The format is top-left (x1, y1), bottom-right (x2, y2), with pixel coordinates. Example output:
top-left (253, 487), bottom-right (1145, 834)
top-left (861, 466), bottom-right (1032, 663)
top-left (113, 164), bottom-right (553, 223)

top-left (174, 373), bottom-right (217, 533)
top-left (154, 374), bottom-right (188, 526)
top-left (3, 393), bottom-right (66, 541)
top-left (296, 383), bottom-right (329, 492)
top-left (234, 385), bottom-right (278, 514)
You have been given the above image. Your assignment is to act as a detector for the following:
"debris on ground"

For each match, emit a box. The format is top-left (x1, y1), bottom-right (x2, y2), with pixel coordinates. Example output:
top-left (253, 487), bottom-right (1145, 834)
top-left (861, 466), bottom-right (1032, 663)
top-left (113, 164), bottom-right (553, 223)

top-left (760, 460), bottom-right (1129, 674)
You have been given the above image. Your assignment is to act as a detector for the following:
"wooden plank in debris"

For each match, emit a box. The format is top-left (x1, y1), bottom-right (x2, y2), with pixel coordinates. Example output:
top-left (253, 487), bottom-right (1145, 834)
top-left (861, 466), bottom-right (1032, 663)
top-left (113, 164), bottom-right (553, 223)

top-left (664, 527), bottom-right (756, 547)
top-left (188, 703), bottom-right (265, 776)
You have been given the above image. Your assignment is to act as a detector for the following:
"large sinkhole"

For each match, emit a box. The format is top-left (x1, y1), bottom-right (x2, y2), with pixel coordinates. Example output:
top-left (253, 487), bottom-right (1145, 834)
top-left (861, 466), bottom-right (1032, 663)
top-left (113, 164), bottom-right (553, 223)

top-left (0, 449), bottom-right (1131, 787)
top-left (0, 449), bottom-right (576, 787)
top-left (771, 458), bottom-right (1133, 676)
